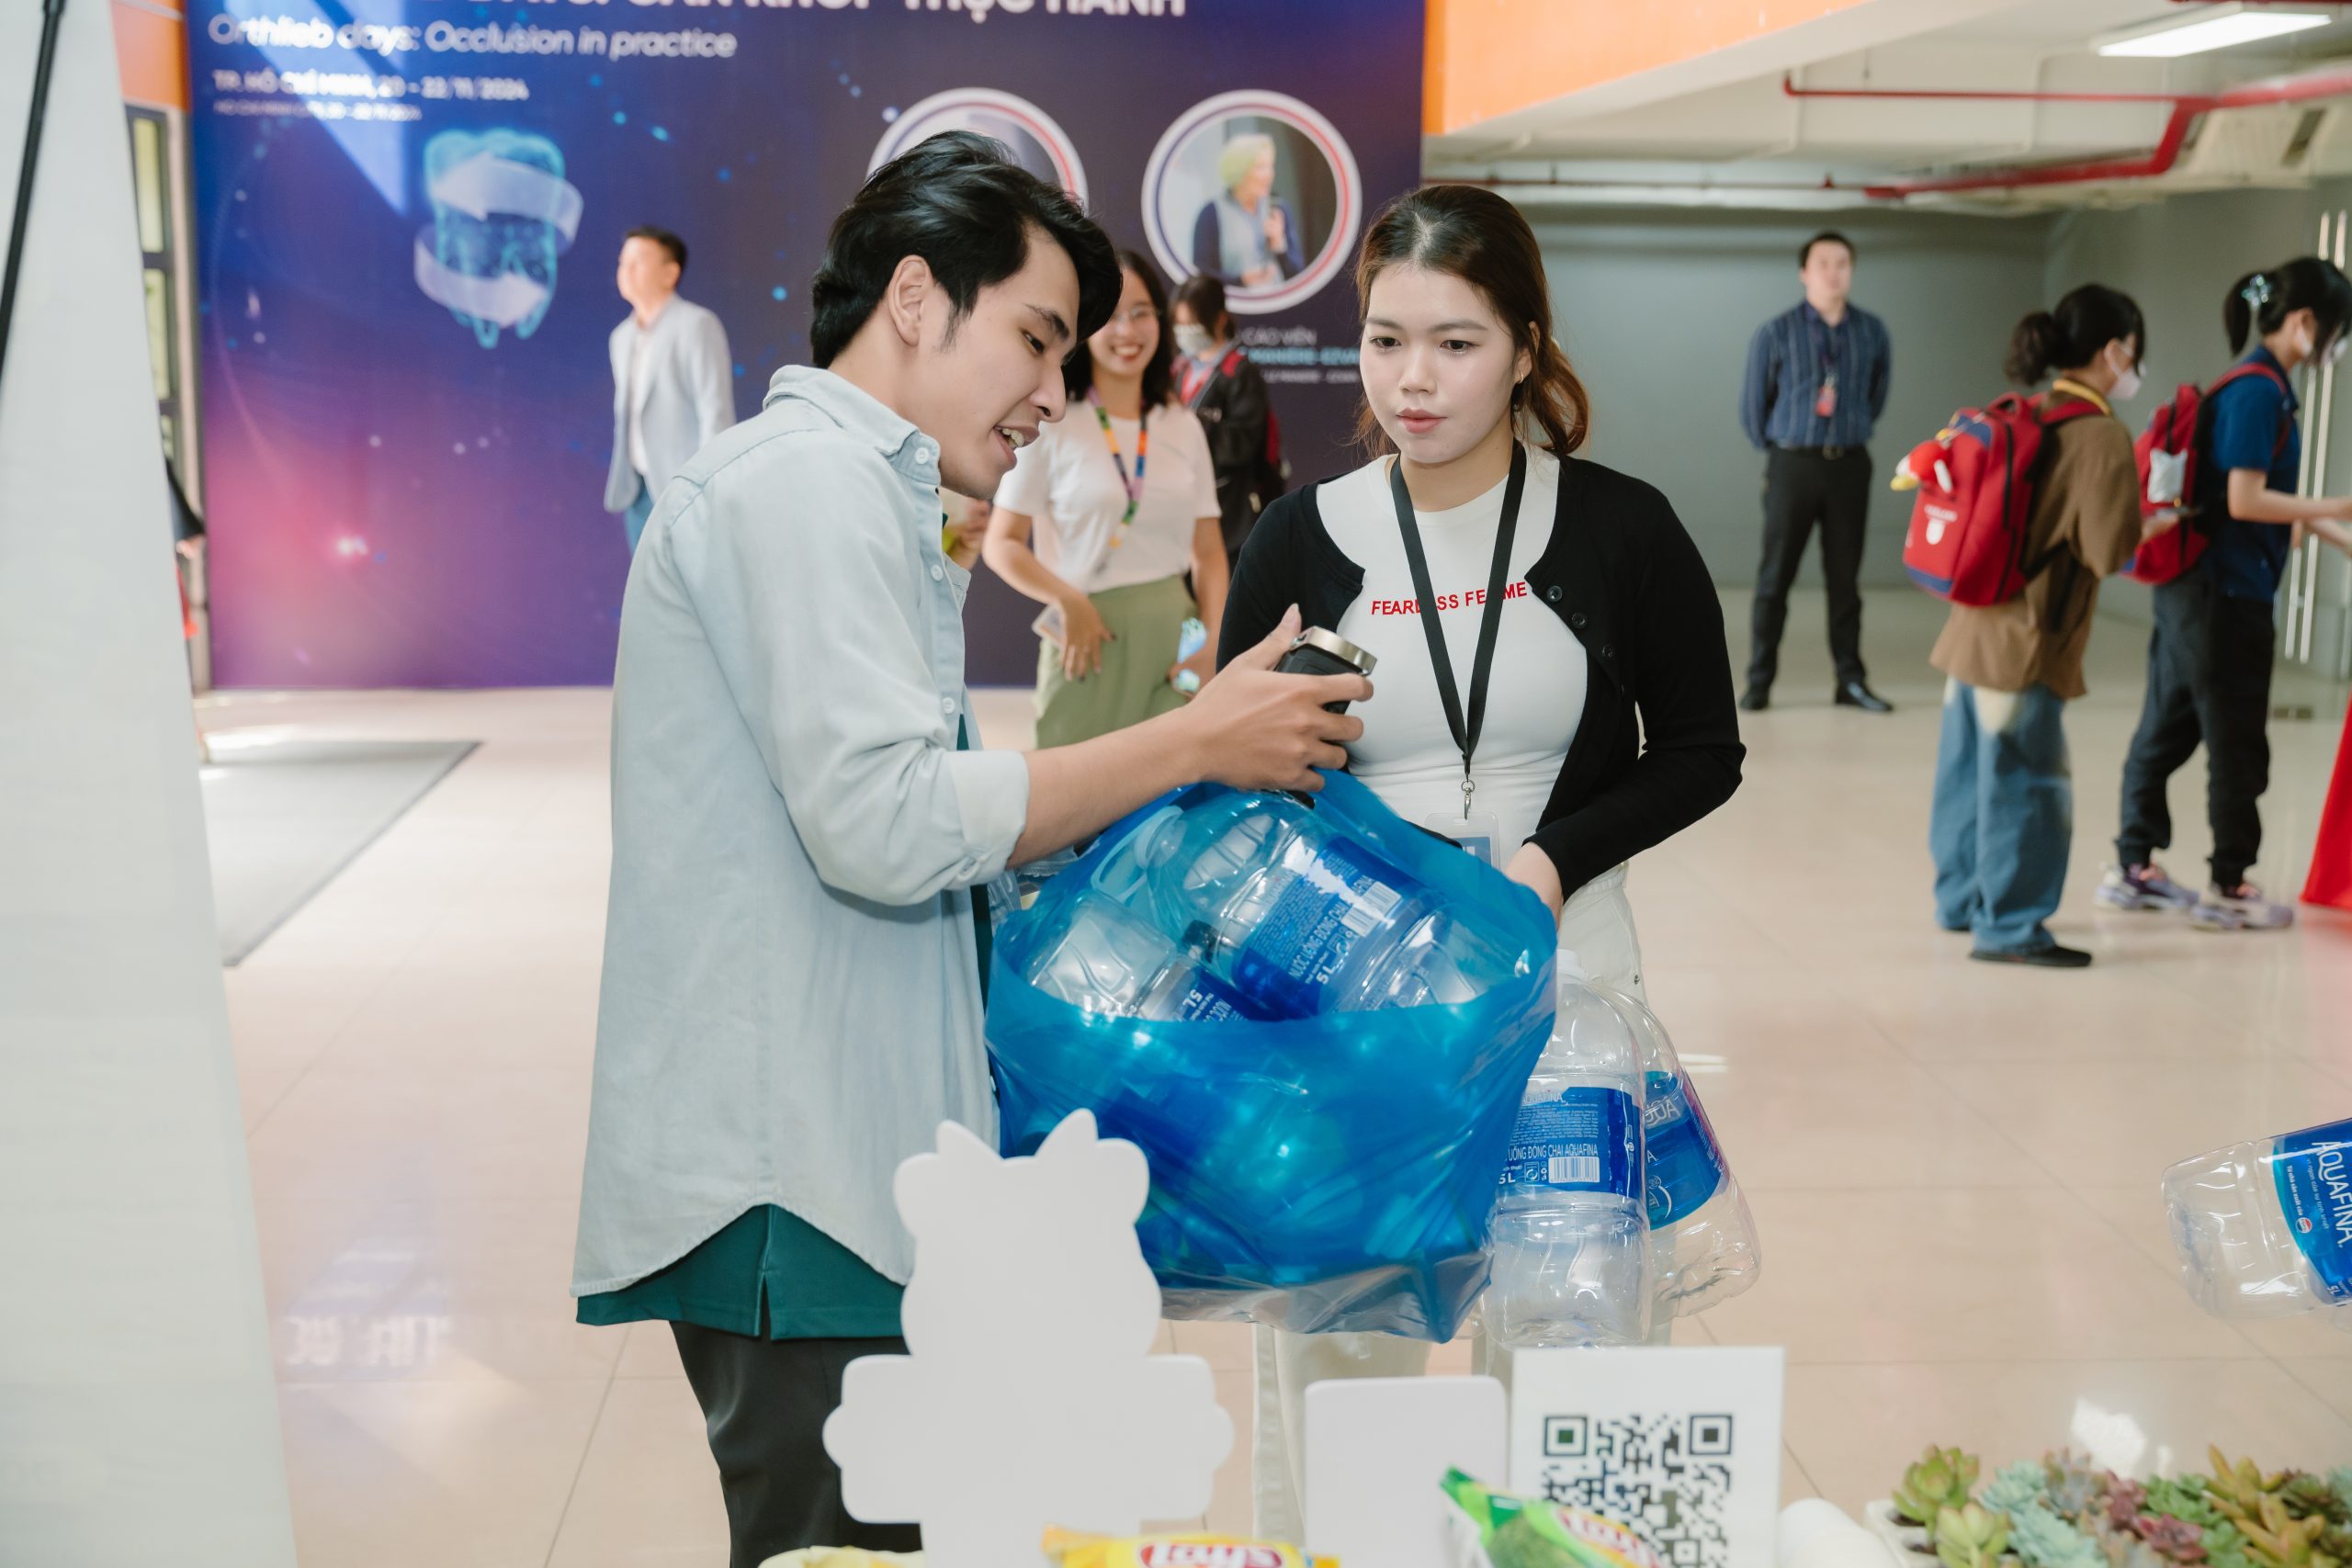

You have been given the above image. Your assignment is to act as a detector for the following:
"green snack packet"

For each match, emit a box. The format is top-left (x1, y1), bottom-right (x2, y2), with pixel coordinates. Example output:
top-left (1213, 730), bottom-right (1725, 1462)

top-left (1441, 1470), bottom-right (1668, 1568)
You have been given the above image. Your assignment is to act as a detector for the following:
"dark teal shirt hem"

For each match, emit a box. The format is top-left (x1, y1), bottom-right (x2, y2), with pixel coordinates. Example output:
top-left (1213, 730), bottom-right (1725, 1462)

top-left (575, 1203), bottom-right (904, 1340)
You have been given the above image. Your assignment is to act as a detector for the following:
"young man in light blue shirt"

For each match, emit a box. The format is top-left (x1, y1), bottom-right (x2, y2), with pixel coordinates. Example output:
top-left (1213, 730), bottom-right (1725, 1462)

top-left (570, 132), bottom-right (1367, 1563)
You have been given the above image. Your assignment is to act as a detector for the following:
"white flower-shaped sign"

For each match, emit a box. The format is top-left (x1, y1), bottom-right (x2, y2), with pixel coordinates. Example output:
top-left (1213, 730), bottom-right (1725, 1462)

top-left (823, 1112), bottom-right (1234, 1565)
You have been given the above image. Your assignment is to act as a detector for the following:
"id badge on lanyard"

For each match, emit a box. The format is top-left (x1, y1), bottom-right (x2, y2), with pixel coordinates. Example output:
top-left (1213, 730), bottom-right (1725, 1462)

top-left (1389, 444), bottom-right (1527, 871)
top-left (1423, 808), bottom-right (1505, 866)
top-left (1812, 317), bottom-right (1840, 420)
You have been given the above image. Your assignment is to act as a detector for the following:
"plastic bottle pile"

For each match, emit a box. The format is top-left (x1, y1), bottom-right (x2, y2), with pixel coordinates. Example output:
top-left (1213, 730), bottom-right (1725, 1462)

top-left (1485, 959), bottom-right (1761, 1349)
top-left (992, 776), bottom-right (1756, 1343)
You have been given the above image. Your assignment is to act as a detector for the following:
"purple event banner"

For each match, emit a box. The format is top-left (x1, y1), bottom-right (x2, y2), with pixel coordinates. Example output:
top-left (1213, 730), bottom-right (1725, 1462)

top-left (189, 0), bottom-right (1425, 687)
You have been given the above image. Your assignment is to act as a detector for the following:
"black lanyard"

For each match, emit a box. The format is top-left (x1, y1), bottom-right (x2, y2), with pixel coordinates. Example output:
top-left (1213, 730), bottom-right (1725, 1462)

top-left (1809, 312), bottom-right (1842, 391)
top-left (1388, 441), bottom-right (1526, 820)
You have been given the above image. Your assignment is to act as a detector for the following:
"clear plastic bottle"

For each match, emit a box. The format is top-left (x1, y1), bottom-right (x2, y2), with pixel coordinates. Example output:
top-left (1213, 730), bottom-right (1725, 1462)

top-left (1024, 892), bottom-right (1257, 1021)
top-left (2163, 1118), bottom-right (2352, 1328)
top-left (1589, 980), bottom-right (1763, 1320)
top-left (1097, 793), bottom-right (1514, 1017)
top-left (1486, 954), bottom-right (1651, 1349)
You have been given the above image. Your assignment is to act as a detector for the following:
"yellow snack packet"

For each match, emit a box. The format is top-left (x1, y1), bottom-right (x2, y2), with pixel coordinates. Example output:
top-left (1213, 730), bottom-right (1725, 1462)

top-left (1042, 1529), bottom-right (1336, 1568)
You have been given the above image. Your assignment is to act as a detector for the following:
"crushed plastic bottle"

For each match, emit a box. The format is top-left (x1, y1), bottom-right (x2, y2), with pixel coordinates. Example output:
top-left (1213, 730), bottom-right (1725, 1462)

top-left (1589, 981), bottom-right (1762, 1319)
top-left (1485, 953), bottom-right (1650, 1349)
top-left (1096, 792), bottom-right (1516, 1017)
top-left (1023, 892), bottom-right (1257, 1022)
top-left (2164, 1118), bottom-right (2352, 1329)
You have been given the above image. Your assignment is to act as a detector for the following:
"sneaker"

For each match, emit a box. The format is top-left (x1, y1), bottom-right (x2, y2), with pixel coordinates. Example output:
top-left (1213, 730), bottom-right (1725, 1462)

top-left (2097, 862), bottom-right (2199, 911)
top-left (2191, 882), bottom-right (2296, 932)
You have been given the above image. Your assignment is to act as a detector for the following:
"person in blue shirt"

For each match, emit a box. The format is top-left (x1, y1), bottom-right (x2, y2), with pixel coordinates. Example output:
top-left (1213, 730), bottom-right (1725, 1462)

top-left (1737, 231), bottom-right (1895, 713)
top-left (2104, 257), bottom-right (2352, 931)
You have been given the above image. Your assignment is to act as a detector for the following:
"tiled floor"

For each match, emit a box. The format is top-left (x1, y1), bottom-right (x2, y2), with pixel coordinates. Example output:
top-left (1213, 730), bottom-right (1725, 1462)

top-left (206, 591), bottom-right (2352, 1567)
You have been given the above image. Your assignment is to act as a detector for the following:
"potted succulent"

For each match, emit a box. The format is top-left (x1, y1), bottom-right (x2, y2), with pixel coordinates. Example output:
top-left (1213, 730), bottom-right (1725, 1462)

top-left (1870, 1447), bottom-right (1984, 1561)
top-left (1871, 1447), bottom-right (2352, 1568)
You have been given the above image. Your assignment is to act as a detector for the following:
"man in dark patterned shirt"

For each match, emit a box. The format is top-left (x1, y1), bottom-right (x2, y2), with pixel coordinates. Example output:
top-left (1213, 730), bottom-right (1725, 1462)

top-left (1736, 231), bottom-right (1894, 714)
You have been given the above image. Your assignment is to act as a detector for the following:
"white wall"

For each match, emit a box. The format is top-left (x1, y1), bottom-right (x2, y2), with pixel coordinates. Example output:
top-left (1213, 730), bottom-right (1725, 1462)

top-left (0, 3), bottom-right (298, 1562)
top-left (1534, 207), bottom-right (2055, 588)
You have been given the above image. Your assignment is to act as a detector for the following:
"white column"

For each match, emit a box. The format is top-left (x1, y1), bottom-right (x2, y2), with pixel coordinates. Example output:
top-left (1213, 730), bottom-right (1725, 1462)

top-left (0, 2), bottom-right (299, 1562)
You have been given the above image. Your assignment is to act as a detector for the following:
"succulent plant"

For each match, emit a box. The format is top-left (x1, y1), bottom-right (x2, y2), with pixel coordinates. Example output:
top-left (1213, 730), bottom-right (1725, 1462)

top-left (1987, 1461), bottom-right (2059, 1518)
top-left (2113, 1482), bottom-right (2154, 1529)
top-left (2205, 1522), bottom-right (2263, 1568)
top-left (2129, 1512), bottom-right (2213, 1564)
top-left (2098, 1525), bottom-right (2182, 1568)
top-left (2209, 1450), bottom-right (2290, 1518)
top-left (2035, 1452), bottom-right (2114, 1523)
top-left (2007, 1502), bottom-right (2109, 1568)
top-left (1939, 1504), bottom-right (2015, 1568)
top-left (2229, 1494), bottom-right (2331, 1568)
top-left (2281, 1476), bottom-right (2351, 1529)
top-left (2149, 1480), bottom-right (2227, 1532)
top-left (1900, 1448), bottom-right (1985, 1530)
top-left (2329, 1474), bottom-right (2352, 1517)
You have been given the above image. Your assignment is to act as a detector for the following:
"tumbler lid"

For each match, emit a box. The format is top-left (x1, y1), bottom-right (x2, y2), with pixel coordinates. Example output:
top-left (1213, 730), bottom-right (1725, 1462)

top-left (1290, 626), bottom-right (1377, 676)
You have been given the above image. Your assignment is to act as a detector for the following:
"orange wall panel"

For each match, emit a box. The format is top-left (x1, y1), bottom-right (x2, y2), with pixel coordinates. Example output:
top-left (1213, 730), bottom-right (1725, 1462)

top-left (1425, 0), bottom-right (1874, 134)
top-left (114, 0), bottom-right (188, 111)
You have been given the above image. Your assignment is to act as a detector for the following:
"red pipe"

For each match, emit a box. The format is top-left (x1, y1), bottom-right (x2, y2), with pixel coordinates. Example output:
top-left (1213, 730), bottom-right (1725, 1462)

top-left (1792, 62), bottom-right (2352, 198)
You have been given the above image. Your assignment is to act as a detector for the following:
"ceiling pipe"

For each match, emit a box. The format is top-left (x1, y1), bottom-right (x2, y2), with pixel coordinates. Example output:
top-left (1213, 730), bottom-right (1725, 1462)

top-left (1784, 78), bottom-right (2184, 105)
top-left (1772, 62), bottom-right (2352, 197)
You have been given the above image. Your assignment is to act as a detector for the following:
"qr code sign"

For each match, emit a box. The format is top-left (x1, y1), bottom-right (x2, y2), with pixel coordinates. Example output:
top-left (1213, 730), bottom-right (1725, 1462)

top-left (1537, 1412), bottom-right (1739, 1568)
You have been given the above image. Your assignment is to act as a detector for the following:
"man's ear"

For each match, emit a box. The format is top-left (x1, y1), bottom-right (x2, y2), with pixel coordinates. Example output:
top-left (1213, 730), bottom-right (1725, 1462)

top-left (884, 255), bottom-right (935, 349)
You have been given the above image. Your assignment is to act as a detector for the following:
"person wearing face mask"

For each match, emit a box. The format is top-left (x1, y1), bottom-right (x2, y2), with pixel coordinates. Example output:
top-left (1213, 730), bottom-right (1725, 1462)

top-left (1172, 274), bottom-right (1284, 567)
top-left (1217, 185), bottom-right (1743, 1545)
top-left (1928, 288), bottom-right (2159, 969)
top-left (2103, 257), bottom-right (2352, 933)
top-left (987, 252), bottom-right (1227, 744)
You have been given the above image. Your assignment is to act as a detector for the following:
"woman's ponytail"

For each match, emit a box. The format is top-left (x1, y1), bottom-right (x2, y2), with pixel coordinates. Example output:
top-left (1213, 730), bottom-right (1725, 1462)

top-left (2004, 286), bottom-right (2144, 388)
top-left (2224, 258), bottom-right (2351, 354)
top-left (2006, 310), bottom-right (2063, 386)
top-left (2225, 271), bottom-right (2265, 354)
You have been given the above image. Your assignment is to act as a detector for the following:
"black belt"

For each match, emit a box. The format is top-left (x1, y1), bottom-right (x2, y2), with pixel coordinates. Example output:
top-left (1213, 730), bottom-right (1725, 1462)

top-left (1776, 442), bottom-right (1860, 460)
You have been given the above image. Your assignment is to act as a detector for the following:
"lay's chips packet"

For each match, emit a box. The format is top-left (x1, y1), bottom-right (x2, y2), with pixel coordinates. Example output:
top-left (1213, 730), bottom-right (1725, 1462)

top-left (1442, 1470), bottom-right (1667, 1568)
top-left (1042, 1529), bottom-right (1336, 1568)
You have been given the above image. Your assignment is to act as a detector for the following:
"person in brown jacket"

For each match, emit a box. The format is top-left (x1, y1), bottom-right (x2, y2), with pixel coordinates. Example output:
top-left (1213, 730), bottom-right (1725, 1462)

top-left (1929, 286), bottom-right (2155, 968)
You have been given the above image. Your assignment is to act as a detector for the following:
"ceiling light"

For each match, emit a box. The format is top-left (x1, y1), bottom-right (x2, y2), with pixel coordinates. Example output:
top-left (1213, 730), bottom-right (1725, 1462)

top-left (2098, 4), bottom-right (2334, 59)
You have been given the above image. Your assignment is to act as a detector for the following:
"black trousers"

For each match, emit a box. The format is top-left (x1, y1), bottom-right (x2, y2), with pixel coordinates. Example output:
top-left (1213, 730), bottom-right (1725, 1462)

top-left (2115, 571), bottom-right (2277, 888)
top-left (1749, 446), bottom-right (1873, 690)
top-left (671, 1323), bottom-right (923, 1567)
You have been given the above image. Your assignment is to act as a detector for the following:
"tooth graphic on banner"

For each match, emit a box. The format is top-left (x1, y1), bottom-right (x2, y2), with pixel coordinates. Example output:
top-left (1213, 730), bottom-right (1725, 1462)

top-left (415, 129), bottom-right (582, 347)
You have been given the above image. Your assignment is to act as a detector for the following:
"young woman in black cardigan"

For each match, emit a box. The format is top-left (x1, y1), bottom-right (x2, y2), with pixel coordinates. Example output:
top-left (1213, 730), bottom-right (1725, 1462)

top-left (1220, 184), bottom-right (1743, 1543)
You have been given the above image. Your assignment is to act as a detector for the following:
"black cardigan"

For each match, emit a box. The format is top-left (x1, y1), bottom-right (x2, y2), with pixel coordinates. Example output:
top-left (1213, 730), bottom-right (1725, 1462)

top-left (1216, 453), bottom-right (1745, 897)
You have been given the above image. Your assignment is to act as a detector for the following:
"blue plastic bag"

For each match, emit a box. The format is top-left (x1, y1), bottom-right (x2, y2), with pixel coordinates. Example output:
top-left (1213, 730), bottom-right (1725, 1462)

top-left (987, 772), bottom-right (1557, 1340)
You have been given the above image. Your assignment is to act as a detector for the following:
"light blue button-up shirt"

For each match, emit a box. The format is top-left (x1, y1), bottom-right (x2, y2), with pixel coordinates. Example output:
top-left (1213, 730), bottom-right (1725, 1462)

top-left (572, 367), bottom-right (1031, 1295)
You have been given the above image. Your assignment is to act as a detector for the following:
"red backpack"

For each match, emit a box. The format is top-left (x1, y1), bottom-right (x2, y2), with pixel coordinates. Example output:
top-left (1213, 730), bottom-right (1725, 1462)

top-left (1897, 391), bottom-right (2102, 606)
top-left (2125, 362), bottom-right (2292, 585)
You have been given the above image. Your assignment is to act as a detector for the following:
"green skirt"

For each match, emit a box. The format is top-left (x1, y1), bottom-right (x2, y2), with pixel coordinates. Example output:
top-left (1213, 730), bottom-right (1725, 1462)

top-left (1035, 574), bottom-right (1197, 749)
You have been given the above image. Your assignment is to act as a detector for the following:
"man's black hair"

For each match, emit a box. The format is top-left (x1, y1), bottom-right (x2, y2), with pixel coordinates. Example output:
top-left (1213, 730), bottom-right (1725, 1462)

top-left (626, 225), bottom-right (688, 276)
top-left (808, 130), bottom-right (1120, 367)
top-left (1799, 231), bottom-right (1855, 269)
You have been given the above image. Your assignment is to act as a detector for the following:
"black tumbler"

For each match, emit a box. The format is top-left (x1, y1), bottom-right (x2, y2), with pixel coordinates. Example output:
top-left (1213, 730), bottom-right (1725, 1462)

top-left (1276, 627), bottom-right (1377, 713)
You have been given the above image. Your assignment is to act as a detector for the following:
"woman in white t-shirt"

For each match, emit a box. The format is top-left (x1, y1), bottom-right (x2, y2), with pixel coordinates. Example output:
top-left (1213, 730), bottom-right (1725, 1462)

top-left (1218, 185), bottom-right (1744, 1543)
top-left (986, 252), bottom-right (1227, 746)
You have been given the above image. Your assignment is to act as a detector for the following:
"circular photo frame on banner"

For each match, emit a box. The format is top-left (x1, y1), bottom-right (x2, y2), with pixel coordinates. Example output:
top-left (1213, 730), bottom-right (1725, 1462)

top-left (871, 89), bottom-right (1088, 203)
top-left (1144, 91), bottom-right (1362, 316)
